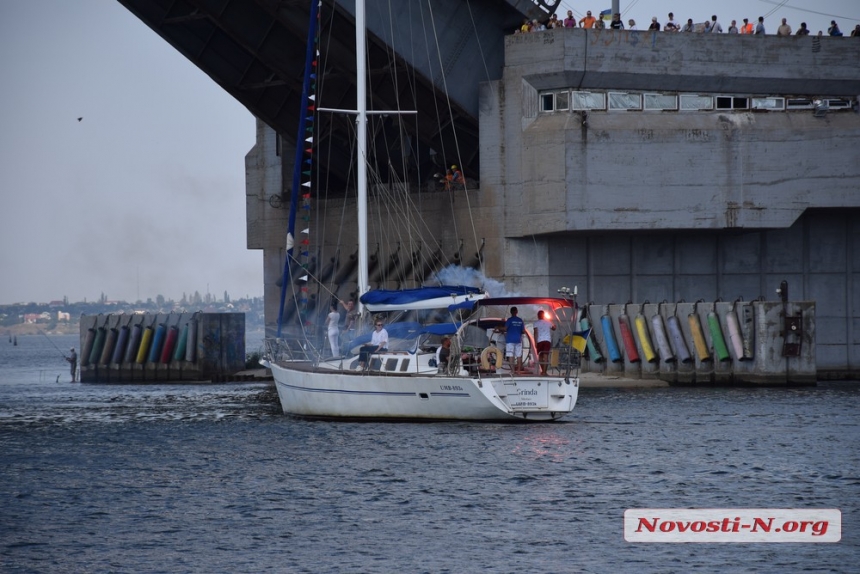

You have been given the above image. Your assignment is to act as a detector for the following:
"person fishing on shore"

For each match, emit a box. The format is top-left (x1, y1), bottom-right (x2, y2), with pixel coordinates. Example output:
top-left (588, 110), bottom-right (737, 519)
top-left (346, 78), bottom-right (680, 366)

top-left (65, 347), bottom-right (78, 382)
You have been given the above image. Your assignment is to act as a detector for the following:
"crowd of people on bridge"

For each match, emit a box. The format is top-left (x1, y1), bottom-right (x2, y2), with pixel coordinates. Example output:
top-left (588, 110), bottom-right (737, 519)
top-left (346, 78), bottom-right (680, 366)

top-left (515, 10), bottom-right (859, 38)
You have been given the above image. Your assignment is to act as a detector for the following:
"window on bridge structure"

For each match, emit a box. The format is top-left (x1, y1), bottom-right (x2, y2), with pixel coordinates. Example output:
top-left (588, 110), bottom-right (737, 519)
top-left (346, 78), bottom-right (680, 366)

top-left (644, 93), bottom-right (678, 111)
top-left (540, 91), bottom-right (571, 113)
top-left (716, 96), bottom-right (749, 110)
top-left (680, 94), bottom-right (713, 110)
top-left (752, 97), bottom-right (785, 111)
top-left (572, 92), bottom-right (606, 110)
top-left (608, 92), bottom-right (642, 110)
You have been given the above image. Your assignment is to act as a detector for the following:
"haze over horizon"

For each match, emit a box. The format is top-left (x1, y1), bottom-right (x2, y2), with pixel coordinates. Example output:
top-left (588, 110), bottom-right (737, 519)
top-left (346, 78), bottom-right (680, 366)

top-left (0, 1), bottom-right (259, 306)
top-left (1, 1), bottom-right (855, 306)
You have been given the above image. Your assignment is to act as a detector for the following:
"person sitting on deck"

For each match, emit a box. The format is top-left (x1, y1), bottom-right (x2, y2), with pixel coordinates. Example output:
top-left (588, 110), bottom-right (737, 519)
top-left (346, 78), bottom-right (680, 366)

top-left (357, 320), bottom-right (388, 370)
top-left (436, 336), bottom-right (452, 372)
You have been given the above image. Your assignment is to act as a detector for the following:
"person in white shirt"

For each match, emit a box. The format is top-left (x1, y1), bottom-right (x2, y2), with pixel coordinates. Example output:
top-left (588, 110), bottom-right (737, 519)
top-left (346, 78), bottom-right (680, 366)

top-left (708, 15), bottom-right (723, 33)
top-left (533, 310), bottom-right (556, 375)
top-left (325, 304), bottom-right (341, 357)
top-left (358, 320), bottom-right (389, 369)
top-left (665, 13), bottom-right (679, 32)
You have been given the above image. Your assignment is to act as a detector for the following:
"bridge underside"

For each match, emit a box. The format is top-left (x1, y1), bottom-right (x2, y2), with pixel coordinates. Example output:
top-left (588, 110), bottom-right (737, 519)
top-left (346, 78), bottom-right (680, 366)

top-left (117, 0), bottom-right (550, 193)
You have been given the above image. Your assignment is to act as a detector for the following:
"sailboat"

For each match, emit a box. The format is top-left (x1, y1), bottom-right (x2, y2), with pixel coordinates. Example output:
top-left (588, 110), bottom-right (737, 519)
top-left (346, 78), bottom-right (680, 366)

top-left (261, 0), bottom-right (581, 421)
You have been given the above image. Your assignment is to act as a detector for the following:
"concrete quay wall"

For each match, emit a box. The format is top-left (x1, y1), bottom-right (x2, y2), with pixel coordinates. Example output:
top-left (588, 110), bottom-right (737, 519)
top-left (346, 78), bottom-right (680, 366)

top-left (578, 300), bottom-right (815, 385)
top-left (78, 313), bottom-right (245, 383)
top-left (484, 27), bottom-right (860, 238)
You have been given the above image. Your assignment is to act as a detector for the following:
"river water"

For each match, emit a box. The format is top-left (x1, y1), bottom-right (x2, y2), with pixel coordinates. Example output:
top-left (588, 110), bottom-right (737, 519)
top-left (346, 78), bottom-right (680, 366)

top-left (1, 334), bottom-right (858, 572)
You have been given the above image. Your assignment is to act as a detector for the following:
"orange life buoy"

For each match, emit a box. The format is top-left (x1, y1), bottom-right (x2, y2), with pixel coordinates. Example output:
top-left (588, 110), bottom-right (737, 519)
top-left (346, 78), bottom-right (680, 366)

top-left (480, 346), bottom-right (504, 370)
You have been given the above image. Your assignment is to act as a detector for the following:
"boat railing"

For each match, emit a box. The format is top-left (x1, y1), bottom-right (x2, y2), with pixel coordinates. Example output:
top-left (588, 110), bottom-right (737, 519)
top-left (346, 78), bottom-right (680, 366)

top-left (264, 337), bottom-right (320, 363)
top-left (555, 346), bottom-right (581, 375)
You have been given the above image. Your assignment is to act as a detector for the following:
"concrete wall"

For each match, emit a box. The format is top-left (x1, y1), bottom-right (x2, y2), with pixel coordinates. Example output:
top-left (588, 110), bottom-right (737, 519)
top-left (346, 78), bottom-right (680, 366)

top-left (487, 28), bottom-right (860, 237)
top-left (474, 29), bottom-right (860, 377)
top-left (246, 119), bottom-right (292, 334)
top-left (246, 30), bottom-right (860, 378)
top-left (578, 300), bottom-right (815, 385)
top-left (79, 313), bottom-right (245, 382)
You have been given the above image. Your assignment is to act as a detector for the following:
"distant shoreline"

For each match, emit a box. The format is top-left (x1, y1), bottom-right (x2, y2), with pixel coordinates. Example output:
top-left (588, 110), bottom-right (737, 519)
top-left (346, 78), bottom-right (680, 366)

top-left (4, 323), bottom-right (79, 337)
top-left (4, 323), bottom-right (266, 339)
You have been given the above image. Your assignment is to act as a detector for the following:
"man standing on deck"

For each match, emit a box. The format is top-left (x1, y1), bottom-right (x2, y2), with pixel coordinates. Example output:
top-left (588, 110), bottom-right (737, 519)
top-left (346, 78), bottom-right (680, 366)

top-left (533, 311), bottom-right (556, 375)
top-left (501, 307), bottom-right (525, 373)
top-left (66, 347), bottom-right (77, 382)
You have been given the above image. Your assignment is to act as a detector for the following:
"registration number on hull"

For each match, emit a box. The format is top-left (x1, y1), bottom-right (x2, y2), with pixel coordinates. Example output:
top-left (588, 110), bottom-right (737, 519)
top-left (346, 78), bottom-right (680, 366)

top-left (509, 381), bottom-right (548, 409)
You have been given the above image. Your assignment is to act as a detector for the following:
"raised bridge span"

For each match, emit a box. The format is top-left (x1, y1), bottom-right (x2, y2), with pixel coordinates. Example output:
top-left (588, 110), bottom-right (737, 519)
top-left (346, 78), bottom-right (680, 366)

top-left (118, 0), bottom-right (550, 190)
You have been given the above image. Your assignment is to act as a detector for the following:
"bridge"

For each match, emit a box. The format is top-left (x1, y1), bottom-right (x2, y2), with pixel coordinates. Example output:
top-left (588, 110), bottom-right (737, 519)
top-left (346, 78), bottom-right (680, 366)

top-left (118, 0), bottom-right (552, 191)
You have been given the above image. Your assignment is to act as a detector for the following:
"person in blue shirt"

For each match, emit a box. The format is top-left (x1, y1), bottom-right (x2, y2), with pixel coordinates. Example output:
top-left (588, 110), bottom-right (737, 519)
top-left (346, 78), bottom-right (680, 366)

top-left (502, 307), bottom-right (526, 373)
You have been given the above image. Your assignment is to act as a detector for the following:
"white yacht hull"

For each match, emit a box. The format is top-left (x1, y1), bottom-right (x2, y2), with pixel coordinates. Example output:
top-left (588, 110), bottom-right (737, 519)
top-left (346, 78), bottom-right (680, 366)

top-left (262, 360), bottom-right (578, 421)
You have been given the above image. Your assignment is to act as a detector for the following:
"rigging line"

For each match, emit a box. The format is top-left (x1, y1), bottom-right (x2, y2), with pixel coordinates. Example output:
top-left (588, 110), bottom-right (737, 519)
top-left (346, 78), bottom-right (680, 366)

top-left (370, 169), bottom-right (454, 271)
top-left (424, 0), bottom-right (461, 245)
top-left (366, 163), bottom-right (417, 281)
top-left (464, 0), bottom-right (495, 102)
top-left (619, 0), bottom-right (640, 18)
top-left (283, 250), bottom-right (343, 308)
top-left (364, 172), bottom-right (440, 282)
top-left (426, 0), bottom-right (484, 276)
top-left (405, 0), bottom-right (428, 263)
top-left (763, 0), bottom-right (790, 20)
top-left (416, 2), bottom-right (451, 176)
top-left (406, 1), bottom-right (461, 277)
top-left (461, 0), bottom-right (497, 275)
top-left (383, 0), bottom-right (412, 183)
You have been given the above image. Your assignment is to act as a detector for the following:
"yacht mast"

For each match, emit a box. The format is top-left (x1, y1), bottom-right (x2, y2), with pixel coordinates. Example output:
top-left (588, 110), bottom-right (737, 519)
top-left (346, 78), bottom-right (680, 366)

top-left (355, 0), bottom-right (369, 307)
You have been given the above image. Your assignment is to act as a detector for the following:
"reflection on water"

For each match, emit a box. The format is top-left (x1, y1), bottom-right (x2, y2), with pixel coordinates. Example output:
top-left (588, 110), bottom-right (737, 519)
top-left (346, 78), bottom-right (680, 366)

top-left (1, 334), bottom-right (858, 572)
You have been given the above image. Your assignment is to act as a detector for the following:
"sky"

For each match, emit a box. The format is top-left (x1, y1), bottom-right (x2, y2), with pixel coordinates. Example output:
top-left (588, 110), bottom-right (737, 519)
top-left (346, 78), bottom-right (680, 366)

top-left (1, 1), bottom-right (856, 306)
top-left (0, 0), bottom-right (257, 305)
